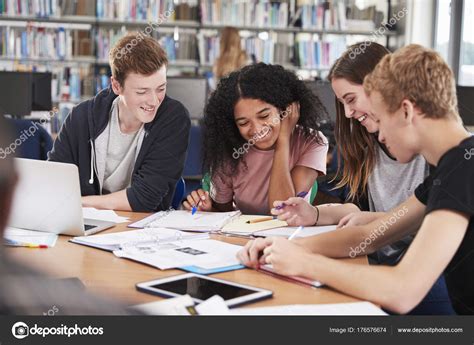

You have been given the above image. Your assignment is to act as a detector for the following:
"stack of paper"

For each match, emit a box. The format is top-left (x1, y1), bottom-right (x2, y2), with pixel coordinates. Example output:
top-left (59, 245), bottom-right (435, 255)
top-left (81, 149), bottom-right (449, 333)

top-left (82, 207), bottom-right (130, 224)
top-left (4, 227), bottom-right (58, 248)
top-left (128, 210), bottom-right (241, 232)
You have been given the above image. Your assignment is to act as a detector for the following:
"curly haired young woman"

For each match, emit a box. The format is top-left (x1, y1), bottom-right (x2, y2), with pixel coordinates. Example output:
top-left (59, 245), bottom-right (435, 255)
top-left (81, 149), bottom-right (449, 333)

top-left (183, 63), bottom-right (357, 218)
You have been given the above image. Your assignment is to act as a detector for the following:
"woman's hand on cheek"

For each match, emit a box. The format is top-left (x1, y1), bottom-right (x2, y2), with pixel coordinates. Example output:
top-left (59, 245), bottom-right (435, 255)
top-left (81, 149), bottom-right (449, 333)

top-left (277, 102), bottom-right (300, 143)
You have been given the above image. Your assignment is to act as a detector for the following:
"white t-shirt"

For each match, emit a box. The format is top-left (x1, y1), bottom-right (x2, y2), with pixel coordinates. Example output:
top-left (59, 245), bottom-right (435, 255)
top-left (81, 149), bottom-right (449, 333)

top-left (102, 99), bottom-right (143, 194)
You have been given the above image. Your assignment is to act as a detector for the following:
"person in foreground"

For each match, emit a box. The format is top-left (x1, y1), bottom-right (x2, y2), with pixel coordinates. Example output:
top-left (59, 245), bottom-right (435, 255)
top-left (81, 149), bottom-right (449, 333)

top-left (238, 44), bottom-right (474, 314)
top-left (0, 117), bottom-right (128, 314)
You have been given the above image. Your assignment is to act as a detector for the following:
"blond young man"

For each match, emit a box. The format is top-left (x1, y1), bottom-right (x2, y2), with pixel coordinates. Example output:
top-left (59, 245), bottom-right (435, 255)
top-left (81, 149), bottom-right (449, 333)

top-left (49, 33), bottom-right (190, 212)
top-left (238, 45), bottom-right (474, 315)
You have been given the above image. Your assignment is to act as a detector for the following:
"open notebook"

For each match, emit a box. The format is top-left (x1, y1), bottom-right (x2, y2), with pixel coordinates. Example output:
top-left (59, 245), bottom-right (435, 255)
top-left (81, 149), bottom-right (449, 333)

top-left (70, 227), bottom-right (208, 251)
top-left (221, 215), bottom-right (288, 236)
top-left (128, 210), bottom-right (241, 232)
top-left (71, 228), bottom-right (244, 274)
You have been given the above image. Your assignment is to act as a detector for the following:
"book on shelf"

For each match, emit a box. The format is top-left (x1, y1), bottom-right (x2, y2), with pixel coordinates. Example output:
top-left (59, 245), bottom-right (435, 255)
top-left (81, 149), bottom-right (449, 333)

top-left (61, 0), bottom-right (95, 16)
top-left (158, 32), bottom-right (198, 61)
top-left (200, 0), bottom-right (290, 28)
top-left (96, 28), bottom-right (198, 63)
top-left (295, 33), bottom-right (346, 69)
top-left (0, 0), bottom-right (58, 17)
top-left (0, 24), bottom-right (95, 60)
top-left (197, 30), bottom-right (219, 66)
top-left (197, 30), bottom-right (292, 67)
top-left (96, 0), bottom-right (198, 22)
top-left (297, 0), bottom-right (382, 31)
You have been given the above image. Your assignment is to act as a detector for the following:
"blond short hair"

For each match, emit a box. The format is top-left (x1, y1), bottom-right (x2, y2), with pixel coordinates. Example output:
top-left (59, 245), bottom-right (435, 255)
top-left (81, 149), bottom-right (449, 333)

top-left (364, 44), bottom-right (459, 120)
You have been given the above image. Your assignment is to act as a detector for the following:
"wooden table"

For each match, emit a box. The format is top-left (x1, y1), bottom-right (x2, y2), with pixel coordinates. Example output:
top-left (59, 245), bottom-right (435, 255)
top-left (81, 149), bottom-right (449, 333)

top-left (6, 211), bottom-right (368, 308)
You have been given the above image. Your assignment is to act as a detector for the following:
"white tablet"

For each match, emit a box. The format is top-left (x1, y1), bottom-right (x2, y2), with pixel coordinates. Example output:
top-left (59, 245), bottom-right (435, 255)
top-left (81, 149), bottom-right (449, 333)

top-left (136, 273), bottom-right (273, 307)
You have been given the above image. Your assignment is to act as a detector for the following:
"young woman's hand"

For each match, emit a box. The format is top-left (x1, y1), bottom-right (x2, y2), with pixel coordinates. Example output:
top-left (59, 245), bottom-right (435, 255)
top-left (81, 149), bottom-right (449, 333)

top-left (278, 102), bottom-right (300, 142)
top-left (271, 197), bottom-right (317, 226)
top-left (337, 211), bottom-right (385, 228)
top-left (262, 237), bottom-right (312, 277)
top-left (237, 237), bottom-right (274, 268)
top-left (182, 189), bottom-right (212, 212)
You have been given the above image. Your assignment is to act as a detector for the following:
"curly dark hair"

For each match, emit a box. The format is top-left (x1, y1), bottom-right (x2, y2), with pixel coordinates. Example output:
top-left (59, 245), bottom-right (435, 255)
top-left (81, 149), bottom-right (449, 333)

top-left (202, 63), bottom-right (328, 178)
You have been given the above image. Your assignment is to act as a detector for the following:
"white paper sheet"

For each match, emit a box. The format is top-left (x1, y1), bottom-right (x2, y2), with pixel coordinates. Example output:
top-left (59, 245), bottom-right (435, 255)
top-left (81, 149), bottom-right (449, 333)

top-left (113, 239), bottom-right (243, 270)
top-left (128, 295), bottom-right (195, 315)
top-left (130, 210), bottom-right (241, 231)
top-left (232, 302), bottom-right (387, 315)
top-left (82, 207), bottom-right (130, 224)
top-left (256, 225), bottom-right (338, 238)
top-left (4, 227), bottom-right (58, 247)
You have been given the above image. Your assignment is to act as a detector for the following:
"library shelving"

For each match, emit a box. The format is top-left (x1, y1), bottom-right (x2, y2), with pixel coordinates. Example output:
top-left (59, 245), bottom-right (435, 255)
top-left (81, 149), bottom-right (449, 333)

top-left (0, 0), bottom-right (404, 116)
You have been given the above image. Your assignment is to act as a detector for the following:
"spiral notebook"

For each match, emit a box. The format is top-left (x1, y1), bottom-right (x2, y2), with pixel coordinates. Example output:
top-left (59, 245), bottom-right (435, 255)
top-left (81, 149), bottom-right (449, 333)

top-left (71, 228), bottom-right (244, 274)
top-left (70, 228), bottom-right (209, 252)
top-left (128, 210), bottom-right (242, 232)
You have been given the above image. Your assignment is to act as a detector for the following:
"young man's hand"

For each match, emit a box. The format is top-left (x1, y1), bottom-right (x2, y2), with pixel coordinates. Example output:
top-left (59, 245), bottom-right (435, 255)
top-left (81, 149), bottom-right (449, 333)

top-left (262, 237), bottom-right (312, 277)
top-left (271, 197), bottom-right (317, 226)
top-left (337, 211), bottom-right (385, 228)
top-left (237, 237), bottom-right (274, 268)
top-left (182, 189), bottom-right (212, 211)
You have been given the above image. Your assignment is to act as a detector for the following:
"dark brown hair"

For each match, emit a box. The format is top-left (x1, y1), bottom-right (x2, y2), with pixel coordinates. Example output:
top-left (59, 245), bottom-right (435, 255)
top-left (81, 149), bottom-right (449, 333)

top-left (109, 33), bottom-right (168, 86)
top-left (328, 42), bottom-right (390, 201)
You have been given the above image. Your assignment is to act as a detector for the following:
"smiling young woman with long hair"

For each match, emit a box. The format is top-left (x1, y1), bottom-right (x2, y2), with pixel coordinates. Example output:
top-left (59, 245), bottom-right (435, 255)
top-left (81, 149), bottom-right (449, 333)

top-left (182, 63), bottom-right (351, 216)
top-left (328, 42), bottom-right (429, 265)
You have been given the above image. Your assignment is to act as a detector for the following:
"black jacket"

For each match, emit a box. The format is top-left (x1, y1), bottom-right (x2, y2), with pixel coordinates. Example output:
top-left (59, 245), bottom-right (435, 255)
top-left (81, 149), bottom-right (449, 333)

top-left (48, 87), bottom-right (191, 212)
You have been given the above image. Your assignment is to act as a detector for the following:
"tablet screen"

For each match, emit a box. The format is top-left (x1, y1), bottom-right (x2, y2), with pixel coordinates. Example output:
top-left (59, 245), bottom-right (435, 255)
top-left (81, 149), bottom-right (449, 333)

top-left (150, 276), bottom-right (256, 301)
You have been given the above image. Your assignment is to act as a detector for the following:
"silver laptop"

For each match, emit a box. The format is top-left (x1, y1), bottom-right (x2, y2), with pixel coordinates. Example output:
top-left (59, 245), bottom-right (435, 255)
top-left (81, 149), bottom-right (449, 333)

top-left (9, 158), bottom-right (115, 236)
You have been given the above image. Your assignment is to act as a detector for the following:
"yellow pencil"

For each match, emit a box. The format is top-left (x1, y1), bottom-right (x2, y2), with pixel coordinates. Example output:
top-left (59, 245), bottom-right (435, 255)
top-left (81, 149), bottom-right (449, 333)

top-left (246, 216), bottom-right (274, 224)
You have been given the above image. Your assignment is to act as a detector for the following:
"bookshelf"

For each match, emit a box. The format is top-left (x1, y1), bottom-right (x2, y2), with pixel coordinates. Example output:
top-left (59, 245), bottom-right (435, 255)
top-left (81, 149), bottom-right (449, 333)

top-left (0, 0), bottom-right (403, 132)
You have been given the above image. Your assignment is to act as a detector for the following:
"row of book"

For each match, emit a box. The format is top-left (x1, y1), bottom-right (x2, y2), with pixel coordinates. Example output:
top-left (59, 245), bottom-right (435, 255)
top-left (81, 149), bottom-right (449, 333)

top-left (298, 0), bottom-right (383, 31)
top-left (97, 27), bottom-right (345, 68)
top-left (0, 25), bottom-right (75, 60)
top-left (96, 0), bottom-right (198, 22)
top-left (0, 0), bottom-right (58, 17)
top-left (295, 33), bottom-right (346, 68)
top-left (0, 0), bottom-right (95, 17)
top-left (200, 0), bottom-right (290, 28)
top-left (96, 28), bottom-right (199, 62)
top-left (172, 30), bottom-right (292, 66)
top-left (52, 65), bottom-right (109, 103)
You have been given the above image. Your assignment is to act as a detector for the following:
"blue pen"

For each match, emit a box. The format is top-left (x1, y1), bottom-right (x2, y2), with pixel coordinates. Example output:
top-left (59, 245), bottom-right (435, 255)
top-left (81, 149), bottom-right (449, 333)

top-left (275, 191), bottom-right (308, 210)
top-left (191, 199), bottom-right (203, 215)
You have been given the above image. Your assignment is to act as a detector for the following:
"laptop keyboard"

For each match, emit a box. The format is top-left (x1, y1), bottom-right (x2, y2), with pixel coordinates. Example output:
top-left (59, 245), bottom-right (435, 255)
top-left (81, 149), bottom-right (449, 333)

top-left (84, 224), bottom-right (97, 231)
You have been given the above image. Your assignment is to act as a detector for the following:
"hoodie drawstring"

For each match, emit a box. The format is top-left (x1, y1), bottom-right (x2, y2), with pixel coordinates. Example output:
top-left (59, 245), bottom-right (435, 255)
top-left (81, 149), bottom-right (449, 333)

top-left (89, 140), bottom-right (95, 185)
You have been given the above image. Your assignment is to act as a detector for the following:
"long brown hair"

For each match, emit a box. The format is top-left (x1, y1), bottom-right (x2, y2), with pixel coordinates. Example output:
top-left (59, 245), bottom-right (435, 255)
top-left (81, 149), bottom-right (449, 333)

top-left (214, 27), bottom-right (247, 80)
top-left (328, 42), bottom-right (390, 201)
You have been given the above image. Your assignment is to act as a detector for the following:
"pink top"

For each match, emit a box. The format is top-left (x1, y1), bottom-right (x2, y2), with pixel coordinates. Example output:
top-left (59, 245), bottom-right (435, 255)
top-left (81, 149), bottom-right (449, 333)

top-left (211, 128), bottom-right (328, 215)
